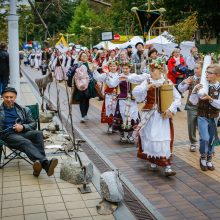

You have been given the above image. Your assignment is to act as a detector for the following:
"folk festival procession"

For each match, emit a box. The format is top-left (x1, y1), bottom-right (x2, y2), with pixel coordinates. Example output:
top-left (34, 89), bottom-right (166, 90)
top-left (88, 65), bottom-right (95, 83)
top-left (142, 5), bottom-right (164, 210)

top-left (1, 0), bottom-right (220, 220)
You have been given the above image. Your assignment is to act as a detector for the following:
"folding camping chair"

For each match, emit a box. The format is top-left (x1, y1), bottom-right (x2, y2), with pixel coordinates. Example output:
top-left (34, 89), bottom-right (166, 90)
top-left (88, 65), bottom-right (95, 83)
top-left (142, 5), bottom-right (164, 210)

top-left (0, 103), bottom-right (40, 168)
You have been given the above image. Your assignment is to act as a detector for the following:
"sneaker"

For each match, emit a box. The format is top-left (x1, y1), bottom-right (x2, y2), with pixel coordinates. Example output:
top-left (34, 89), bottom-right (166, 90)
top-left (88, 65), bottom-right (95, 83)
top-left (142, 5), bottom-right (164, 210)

top-left (46, 158), bottom-right (58, 176)
top-left (207, 162), bottom-right (215, 171)
top-left (164, 167), bottom-right (176, 176)
top-left (80, 117), bottom-right (86, 123)
top-left (33, 160), bottom-right (42, 177)
top-left (200, 158), bottom-right (208, 171)
top-left (190, 144), bottom-right (197, 152)
top-left (84, 115), bottom-right (89, 120)
top-left (120, 136), bottom-right (127, 143)
top-left (127, 135), bottom-right (135, 144)
top-left (107, 126), bottom-right (113, 134)
top-left (150, 163), bottom-right (157, 171)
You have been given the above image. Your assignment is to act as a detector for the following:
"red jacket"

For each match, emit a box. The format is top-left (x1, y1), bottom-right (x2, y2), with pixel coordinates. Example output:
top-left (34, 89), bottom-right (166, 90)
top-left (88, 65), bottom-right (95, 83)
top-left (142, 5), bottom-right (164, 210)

top-left (167, 56), bottom-right (186, 84)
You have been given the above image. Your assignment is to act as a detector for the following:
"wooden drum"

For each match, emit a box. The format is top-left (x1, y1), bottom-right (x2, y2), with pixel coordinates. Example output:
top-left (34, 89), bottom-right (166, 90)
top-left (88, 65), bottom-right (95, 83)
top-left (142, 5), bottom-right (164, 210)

top-left (159, 84), bottom-right (173, 113)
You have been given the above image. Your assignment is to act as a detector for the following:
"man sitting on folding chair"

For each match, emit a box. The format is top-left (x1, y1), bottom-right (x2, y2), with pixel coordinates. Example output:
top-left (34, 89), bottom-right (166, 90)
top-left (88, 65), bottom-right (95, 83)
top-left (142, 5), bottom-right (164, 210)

top-left (0, 87), bottom-right (58, 177)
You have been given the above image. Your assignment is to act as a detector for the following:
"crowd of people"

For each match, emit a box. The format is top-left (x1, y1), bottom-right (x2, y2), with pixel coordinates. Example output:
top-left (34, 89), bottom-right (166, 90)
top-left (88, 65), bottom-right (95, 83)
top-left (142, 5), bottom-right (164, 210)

top-left (21, 42), bottom-right (220, 177)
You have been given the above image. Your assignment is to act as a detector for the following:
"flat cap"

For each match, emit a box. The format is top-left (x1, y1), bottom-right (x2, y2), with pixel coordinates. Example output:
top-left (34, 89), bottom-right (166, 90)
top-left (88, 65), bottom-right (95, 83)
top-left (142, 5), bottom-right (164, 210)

top-left (1, 87), bottom-right (17, 95)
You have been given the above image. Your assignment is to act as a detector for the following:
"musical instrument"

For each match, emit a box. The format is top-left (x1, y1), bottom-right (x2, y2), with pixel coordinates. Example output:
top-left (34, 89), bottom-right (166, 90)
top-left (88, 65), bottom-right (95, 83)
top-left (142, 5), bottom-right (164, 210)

top-left (198, 55), bottom-right (211, 97)
top-left (159, 84), bottom-right (173, 113)
top-left (159, 66), bottom-right (173, 113)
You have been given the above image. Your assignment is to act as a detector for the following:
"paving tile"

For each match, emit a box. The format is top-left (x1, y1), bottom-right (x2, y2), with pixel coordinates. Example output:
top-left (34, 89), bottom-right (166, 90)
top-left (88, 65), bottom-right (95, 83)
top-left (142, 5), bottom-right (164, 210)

top-left (84, 199), bottom-right (100, 208)
top-left (57, 182), bottom-right (76, 189)
top-left (81, 192), bottom-right (101, 201)
top-left (71, 217), bottom-right (93, 220)
top-left (3, 186), bottom-right (21, 194)
top-left (21, 179), bottom-right (39, 186)
top-left (22, 190), bottom-right (42, 199)
top-left (65, 201), bottom-right (86, 210)
top-left (23, 197), bottom-right (43, 206)
top-left (3, 175), bottom-right (20, 182)
top-left (2, 206), bottom-right (23, 217)
top-left (62, 194), bottom-right (82, 203)
top-left (59, 188), bottom-right (79, 195)
top-left (1, 215), bottom-right (24, 220)
top-left (3, 181), bottom-right (21, 188)
top-left (68, 208), bottom-right (91, 218)
top-left (2, 193), bottom-right (22, 201)
top-left (92, 215), bottom-right (115, 220)
top-left (45, 202), bottom-right (66, 212)
top-left (21, 185), bottom-right (40, 192)
top-left (25, 213), bottom-right (47, 220)
top-left (41, 189), bottom-right (61, 197)
top-left (47, 210), bottom-right (69, 220)
top-left (24, 204), bottom-right (45, 214)
top-left (2, 199), bottom-right (23, 209)
top-left (40, 184), bottom-right (58, 190)
top-left (43, 195), bottom-right (63, 204)
top-left (88, 207), bottom-right (99, 216)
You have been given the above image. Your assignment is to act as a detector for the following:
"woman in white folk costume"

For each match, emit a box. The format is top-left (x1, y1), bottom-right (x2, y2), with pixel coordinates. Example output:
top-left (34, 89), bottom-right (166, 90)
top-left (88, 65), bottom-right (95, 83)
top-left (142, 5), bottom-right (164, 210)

top-left (52, 51), bottom-right (66, 82)
top-left (132, 58), bottom-right (181, 176)
top-left (93, 61), bottom-right (119, 133)
top-left (34, 49), bottom-right (42, 70)
top-left (29, 50), bottom-right (35, 68)
top-left (107, 62), bottom-right (146, 143)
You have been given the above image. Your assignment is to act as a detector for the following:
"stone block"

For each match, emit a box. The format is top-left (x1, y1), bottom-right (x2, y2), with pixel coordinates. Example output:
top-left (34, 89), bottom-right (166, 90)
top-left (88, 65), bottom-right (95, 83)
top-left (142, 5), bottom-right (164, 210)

top-left (60, 159), bottom-right (93, 185)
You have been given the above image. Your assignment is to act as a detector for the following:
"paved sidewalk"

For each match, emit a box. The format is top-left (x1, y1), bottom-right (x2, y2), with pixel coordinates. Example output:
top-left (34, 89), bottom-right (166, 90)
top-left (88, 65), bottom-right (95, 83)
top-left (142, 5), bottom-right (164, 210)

top-left (21, 65), bottom-right (220, 220)
top-left (0, 79), bottom-right (115, 220)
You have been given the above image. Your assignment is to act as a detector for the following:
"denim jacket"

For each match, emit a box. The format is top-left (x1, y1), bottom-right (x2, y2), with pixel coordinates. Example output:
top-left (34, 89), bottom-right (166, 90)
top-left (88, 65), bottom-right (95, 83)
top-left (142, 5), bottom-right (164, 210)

top-left (0, 102), bottom-right (36, 134)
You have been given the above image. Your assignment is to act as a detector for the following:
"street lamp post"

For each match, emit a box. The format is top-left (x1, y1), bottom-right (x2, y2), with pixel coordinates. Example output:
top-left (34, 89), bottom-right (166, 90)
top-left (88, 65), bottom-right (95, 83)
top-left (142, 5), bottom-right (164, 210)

top-left (81, 25), bottom-right (100, 50)
top-left (8, 0), bottom-right (21, 103)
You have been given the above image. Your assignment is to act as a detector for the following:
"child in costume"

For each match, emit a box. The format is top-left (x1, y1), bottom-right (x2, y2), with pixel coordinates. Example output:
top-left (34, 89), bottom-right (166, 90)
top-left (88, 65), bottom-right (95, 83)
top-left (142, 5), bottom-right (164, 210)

top-left (132, 58), bottom-right (181, 176)
top-left (107, 62), bottom-right (146, 143)
top-left (93, 61), bottom-right (119, 133)
top-left (189, 64), bottom-right (220, 171)
top-left (178, 61), bottom-right (203, 152)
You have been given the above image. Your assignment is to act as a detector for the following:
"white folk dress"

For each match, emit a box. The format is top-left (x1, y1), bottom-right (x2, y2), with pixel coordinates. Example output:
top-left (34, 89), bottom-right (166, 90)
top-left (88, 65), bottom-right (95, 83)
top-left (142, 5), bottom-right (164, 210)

top-left (107, 73), bottom-right (146, 131)
top-left (132, 77), bottom-right (181, 162)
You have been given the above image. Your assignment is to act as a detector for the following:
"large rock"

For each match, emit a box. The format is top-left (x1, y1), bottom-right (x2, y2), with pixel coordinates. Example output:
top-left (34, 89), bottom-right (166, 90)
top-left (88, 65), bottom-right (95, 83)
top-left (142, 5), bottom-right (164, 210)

top-left (60, 159), bottom-right (93, 185)
top-left (39, 111), bottom-right (54, 123)
top-left (100, 171), bottom-right (124, 203)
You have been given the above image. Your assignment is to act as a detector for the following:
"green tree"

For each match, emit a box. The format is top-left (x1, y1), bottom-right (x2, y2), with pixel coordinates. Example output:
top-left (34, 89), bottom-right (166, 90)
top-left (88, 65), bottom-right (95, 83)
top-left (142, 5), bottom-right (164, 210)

top-left (162, 0), bottom-right (220, 41)
top-left (170, 12), bottom-right (198, 44)
top-left (67, 0), bottom-right (105, 47)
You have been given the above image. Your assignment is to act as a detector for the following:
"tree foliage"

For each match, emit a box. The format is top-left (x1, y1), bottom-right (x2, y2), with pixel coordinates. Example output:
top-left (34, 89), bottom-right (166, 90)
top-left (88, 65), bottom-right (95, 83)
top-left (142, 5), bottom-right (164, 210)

top-left (169, 12), bottom-right (198, 44)
top-left (162, 0), bottom-right (220, 39)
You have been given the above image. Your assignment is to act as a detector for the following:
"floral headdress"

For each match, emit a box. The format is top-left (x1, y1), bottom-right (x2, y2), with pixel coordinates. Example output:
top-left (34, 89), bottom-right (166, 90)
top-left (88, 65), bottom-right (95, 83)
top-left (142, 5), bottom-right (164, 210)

top-left (118, 60), bottom-right (133, 67)
top-left (149, 58), bottom-right (166, 70)
top-left (108, 60), bottom-right (119, 66)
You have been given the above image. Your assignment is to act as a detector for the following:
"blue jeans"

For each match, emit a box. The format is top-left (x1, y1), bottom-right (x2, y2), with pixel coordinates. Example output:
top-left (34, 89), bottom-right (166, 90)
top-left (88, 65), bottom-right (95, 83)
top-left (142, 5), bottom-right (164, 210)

top-left (198, 116), bottom-right (216, 156)
top-left (0, 78), bottom-right (8, 95)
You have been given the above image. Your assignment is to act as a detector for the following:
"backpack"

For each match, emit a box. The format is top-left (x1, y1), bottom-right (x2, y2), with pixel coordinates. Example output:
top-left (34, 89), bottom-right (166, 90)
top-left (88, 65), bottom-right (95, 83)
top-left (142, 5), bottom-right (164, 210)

top-left (66, 64), bottom-right (78, 87)
top-left (74, 65), bottom-right (90, 91)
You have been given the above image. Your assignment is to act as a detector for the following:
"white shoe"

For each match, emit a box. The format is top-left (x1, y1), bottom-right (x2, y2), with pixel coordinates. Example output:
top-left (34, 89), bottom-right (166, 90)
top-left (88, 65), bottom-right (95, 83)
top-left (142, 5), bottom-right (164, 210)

top-left (84, 115), bottom-right (89, 120)
top-left (127, 135), bottom-right (135, 144)
top-left (150, 163), bottom-right (157, 171)
top-left (80, 117), bottom-right (86, 123)
top-left (164, 166), bottom-right (176, 176)
top-left (120, 136), bottom-right (127, 143)
top-left (107, 126), bottom-right (113, 134)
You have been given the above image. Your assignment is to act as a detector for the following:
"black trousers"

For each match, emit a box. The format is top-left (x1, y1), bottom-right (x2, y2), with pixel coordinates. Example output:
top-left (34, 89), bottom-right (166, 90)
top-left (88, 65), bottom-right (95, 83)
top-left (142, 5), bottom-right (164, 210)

top-left (2, 130), bottom-right (48, 165)
top-left (78, 90), bottom-right (90, 117)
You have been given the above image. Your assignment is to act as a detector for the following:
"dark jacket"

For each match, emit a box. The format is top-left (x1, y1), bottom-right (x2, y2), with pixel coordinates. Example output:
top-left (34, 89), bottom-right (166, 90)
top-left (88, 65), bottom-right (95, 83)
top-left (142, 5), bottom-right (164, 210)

top-left (0, 103), bottom-right (36, 134)
top-left (0, 49), bottom-right (9, 78)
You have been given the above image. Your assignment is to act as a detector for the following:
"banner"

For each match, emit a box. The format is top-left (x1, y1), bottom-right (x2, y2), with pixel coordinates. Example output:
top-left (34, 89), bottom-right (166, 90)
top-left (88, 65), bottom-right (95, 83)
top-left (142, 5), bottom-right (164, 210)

top-left (55, 35), bottom-right (68, 53)
top-left (134, 10), bottom-right (161, 42)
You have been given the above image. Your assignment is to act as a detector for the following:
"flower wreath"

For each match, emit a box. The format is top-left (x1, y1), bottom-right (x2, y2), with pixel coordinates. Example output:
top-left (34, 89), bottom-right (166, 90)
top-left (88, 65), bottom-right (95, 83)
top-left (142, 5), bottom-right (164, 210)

top-left (149, 58), bottom-right (166, 70)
